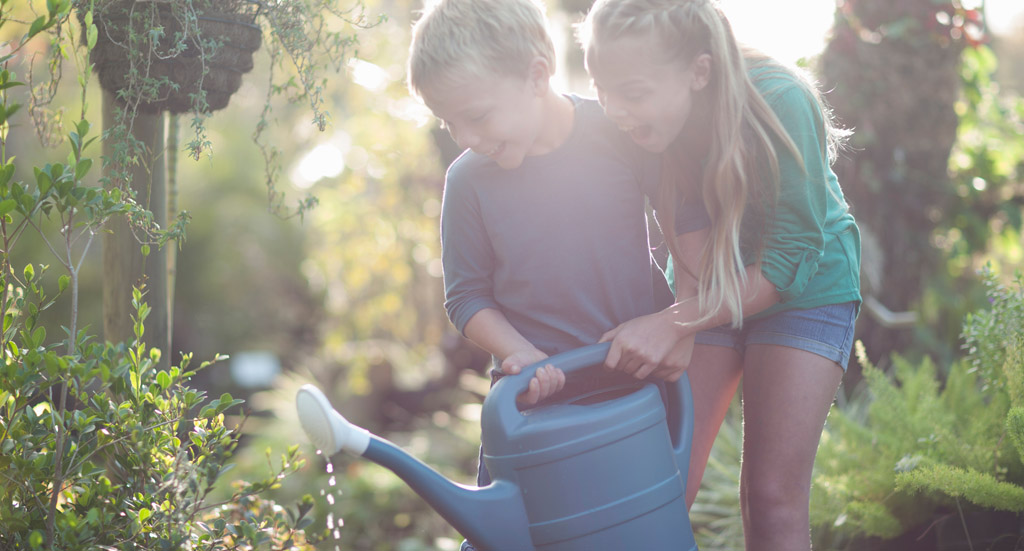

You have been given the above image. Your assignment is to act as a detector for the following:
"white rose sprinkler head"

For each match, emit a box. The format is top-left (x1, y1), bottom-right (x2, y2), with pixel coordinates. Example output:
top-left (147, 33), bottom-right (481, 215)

top-left (295, 384), bottom-right (370, 456)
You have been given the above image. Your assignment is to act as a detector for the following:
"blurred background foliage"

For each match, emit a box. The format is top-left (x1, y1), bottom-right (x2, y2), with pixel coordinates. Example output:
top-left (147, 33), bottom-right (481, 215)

top-left (3, 0), bottom-right (1024, 548)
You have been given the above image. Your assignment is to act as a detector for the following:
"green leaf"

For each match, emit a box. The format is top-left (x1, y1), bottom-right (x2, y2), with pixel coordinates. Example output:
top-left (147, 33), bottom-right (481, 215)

top-left (0, 103), bottom-right (20, 128)
top-left (27, 16), bottom-right (47, 39)
top-left (0, 80), bottom-right (25, 92)
top-left (75, 119), bottom-right (90, 141)
top-left (87, 23), bottom-right (98, 50)
top-left (141, 244), bottom-right (150, 257)
top-left (23, 263), bottom-right (34, 281)
top-left (29, 530), bottom-right (43, 549)
top-left (0, 199), bottom-right (16, 216)
top-left (157, 371), bottom-right (170, 389)
top-left (35, 168), bottom-right (52, 195)
top-left (32, 326), bottom-right (45, 347)
top-left (0, 160), bottom-right (15, 187)
top-left (75, 158), bottom-right (92, 181)
top-left (58, 274), bottom-right (69, 294)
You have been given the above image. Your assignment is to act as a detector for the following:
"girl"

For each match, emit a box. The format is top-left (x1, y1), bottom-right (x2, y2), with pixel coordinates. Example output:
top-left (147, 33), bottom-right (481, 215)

top-left (579, 1), bottom-right (861, 549)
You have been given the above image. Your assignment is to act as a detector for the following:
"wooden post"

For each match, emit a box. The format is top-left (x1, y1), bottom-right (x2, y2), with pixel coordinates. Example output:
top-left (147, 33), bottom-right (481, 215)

top-left (102, 90), bottom-right (169, 367)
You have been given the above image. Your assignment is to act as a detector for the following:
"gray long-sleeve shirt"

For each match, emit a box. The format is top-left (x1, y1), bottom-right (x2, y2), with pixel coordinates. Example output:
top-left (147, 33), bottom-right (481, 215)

top-left (440, 96), bottom-right (667, 356)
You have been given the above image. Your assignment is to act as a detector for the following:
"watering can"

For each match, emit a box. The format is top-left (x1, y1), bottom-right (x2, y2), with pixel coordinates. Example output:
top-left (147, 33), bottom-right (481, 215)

top-left (295, 342), bottom-right (698, 551)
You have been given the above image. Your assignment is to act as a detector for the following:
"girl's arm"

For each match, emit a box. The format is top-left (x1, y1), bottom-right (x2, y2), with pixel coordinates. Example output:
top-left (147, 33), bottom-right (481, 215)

top-left (601, 228), bottom-right (781, 380)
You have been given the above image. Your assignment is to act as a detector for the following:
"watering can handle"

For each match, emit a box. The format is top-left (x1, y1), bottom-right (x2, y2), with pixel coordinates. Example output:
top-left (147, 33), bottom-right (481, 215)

top-left (500, 342), bottom-right (614, 396)
top-left (486, 342), bottom-right (611, 441)
top-left (487, 342), bottom-right (695, 476)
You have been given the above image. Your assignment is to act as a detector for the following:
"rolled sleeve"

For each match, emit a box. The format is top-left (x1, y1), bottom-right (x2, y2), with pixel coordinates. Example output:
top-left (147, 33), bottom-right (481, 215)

top-left (440, 165), bottom-right (500, 334)
top-left (762, 246), bottom-right (822, 302)
top-left (757, 77), bottom-right (831, 303)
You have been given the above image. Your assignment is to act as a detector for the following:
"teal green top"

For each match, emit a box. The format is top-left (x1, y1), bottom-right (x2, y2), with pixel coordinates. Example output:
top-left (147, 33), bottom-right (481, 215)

top-left (668, 63), bottom-right (861, 319)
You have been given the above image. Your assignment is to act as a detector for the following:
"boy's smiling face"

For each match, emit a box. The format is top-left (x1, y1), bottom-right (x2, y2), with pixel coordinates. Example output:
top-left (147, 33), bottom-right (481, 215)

top-left (422, 68), bottom-right (549, 170)
top-left (586, 33), bottom-right (710, 154)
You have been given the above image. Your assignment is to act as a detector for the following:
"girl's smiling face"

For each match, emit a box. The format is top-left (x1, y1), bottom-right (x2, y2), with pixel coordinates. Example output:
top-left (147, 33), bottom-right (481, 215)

top-left (586, 33), bottom-right (710, 153)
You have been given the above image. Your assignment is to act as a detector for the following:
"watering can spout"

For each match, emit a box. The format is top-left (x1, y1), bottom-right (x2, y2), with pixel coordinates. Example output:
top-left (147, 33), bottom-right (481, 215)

top-left (295, 385), bottom-right (532, 551)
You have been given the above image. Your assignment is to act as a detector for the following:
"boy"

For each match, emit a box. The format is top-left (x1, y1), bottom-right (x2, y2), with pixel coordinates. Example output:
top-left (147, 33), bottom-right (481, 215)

top-left (408, 0), bottom-right (683, 548)
top-left (409, 0), bottom-right (671, 402)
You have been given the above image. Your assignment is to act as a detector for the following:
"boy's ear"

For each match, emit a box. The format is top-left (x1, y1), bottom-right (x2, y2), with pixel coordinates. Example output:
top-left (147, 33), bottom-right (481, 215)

top-left (527, 56), bottom-right (553, 96)
top-left (691, 53), bottom-right (711, 91)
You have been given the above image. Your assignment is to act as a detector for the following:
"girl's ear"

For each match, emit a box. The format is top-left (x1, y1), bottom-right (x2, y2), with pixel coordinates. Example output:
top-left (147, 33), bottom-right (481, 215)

top-left (691, 53), bottom-right (712, 91)
top-left (528, 56), bottom-right (553, 96)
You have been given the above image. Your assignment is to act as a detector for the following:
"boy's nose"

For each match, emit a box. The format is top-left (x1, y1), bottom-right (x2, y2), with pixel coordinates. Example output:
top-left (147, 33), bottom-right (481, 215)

top-left (452, 128), bottom-right (480, 150)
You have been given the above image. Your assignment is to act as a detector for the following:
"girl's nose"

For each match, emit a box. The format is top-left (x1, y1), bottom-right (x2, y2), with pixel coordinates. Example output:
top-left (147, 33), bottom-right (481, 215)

top-left (601, 97), bottom-right (627, 120)
top-left (598, 92), bottom-right (622, 120)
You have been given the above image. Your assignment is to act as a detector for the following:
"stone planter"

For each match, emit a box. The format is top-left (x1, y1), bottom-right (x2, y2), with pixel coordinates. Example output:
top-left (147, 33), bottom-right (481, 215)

top-left (86, 0), bottom-right (262, 113)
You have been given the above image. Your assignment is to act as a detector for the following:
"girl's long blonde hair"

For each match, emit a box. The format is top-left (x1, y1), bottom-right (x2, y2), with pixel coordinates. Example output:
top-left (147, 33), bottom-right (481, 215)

top-left (581, 0), bottom-right (846, 328)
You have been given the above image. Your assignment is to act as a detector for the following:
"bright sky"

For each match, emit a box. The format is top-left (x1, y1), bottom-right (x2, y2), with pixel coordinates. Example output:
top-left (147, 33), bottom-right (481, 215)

top-left (721, 0), bottom-right (1024, 65)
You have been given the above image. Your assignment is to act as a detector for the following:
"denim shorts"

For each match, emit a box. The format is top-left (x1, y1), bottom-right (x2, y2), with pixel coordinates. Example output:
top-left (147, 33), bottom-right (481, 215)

top-left (694, 301), bottom-right (859, 370)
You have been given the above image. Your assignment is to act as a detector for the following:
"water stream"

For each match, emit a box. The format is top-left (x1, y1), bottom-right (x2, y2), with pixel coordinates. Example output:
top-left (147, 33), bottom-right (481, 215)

top-left (317, 449), bottom-right (344, 550)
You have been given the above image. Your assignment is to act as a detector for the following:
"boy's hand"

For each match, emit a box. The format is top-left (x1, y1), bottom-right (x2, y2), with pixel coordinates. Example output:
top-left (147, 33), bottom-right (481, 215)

top-left (499, 349), bottom-right (564, 407)
top-left (500, 347), bottom-right (548, 375)
top-left (517, 365), bottom-right (565, 407)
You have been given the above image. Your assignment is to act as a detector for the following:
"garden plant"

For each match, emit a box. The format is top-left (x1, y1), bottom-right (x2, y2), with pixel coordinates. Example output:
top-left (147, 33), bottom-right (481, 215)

top-left (0, 0), bottom-right (380, 548)
top-left (811, 267), bottom-right (1024, 549)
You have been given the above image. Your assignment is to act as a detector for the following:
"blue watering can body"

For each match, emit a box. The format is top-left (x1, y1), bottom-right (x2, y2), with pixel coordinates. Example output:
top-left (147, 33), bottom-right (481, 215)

top-left (479, 343), bottom-right (697, 550)
top-left (296, 343), bottom-right (698, 551)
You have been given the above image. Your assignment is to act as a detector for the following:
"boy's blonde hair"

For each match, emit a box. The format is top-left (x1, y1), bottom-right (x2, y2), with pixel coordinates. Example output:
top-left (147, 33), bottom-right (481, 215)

top-left (581, 0), bottom-right (848, 328)
top-left (408, 0), bottom-right (557, 98)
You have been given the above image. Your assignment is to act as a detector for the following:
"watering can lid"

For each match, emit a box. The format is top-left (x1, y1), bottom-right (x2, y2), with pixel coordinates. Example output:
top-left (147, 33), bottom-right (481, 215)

top-left (481, 344), bottom-right (667, 459)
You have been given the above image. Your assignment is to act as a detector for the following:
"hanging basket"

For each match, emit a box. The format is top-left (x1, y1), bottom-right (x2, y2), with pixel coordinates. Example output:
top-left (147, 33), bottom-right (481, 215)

top-left (86, 0), bottom-right (263, 114)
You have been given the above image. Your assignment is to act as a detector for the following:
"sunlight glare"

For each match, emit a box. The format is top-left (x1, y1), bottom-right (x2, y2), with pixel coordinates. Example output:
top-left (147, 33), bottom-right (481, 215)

top-left (349, 58), bottom-right (391, 92)
top-left (720, 0), bottom-right (836, 64)
top-left (292, 133), bottom-right (351, 188)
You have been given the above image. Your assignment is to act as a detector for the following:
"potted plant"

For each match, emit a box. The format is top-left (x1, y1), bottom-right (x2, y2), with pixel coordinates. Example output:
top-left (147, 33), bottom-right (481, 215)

top-left (87, 0), bottom-right (264, 114)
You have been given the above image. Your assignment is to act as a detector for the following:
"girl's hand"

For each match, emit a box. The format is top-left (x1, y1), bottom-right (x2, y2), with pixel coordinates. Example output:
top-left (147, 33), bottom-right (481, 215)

top-left (500, 348), bottom-right (564, 407)
top-left (600, 310), bottom-right (690, 379)
top-left (651, 332), bottom-right (696, 382)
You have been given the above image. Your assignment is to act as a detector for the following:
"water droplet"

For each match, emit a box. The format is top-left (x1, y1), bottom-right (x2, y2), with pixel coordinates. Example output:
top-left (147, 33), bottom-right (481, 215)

top-left (328, 475), bottom-right (336, 487)
top-left (316, 449), bottom-right (323, 455)
top-left (320, 488), bottom-right (325, 496)
top-left (327, 493), bottom-right (335, 505)
top-left (334, 529), bottom-right (341, 539)
top-left (327, 512), bottom-right (335, 529)
top-left (326, 461), bottom-right (333, 473)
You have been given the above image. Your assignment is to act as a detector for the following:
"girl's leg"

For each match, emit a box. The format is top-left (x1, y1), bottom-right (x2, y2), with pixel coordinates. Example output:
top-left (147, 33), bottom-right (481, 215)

top-left (684, 343), bottom-right (743, 507)
top-left (739, 344), bottom-right (843, 551)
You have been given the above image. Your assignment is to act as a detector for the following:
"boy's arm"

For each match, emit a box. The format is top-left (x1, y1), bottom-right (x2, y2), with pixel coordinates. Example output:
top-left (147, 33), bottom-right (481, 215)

top-left (463, 308), bottom-right (547, 373)
top-left (463, 308), bottom-right (564, 405)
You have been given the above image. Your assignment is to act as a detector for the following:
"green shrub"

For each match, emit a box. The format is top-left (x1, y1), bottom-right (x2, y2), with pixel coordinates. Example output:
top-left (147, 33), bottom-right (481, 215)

top-left (0, 8), bottom-right (317, 548)
top-left (812, 268), bottom-right (1024, 542)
